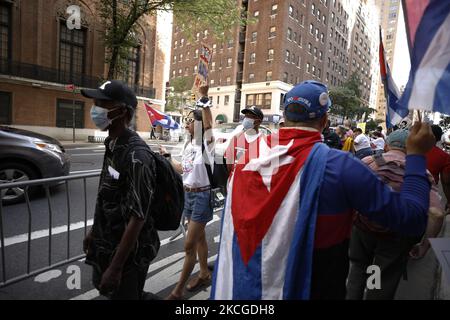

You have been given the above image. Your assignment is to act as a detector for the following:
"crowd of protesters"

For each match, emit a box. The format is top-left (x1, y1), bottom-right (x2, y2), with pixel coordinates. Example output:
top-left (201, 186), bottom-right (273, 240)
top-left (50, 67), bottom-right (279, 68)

top-left (80, 79), bottom-right (449, 300)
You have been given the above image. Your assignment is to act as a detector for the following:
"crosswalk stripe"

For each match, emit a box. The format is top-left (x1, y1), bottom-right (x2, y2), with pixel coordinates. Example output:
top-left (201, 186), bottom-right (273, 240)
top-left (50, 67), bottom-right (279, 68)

top-left (71, 254), bottom-right (217, 300)
top-left (70, 216), bottom-right (221, 300)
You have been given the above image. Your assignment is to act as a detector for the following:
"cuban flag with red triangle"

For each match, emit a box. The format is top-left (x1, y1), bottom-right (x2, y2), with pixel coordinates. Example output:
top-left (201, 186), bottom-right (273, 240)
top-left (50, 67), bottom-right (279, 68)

top-left (144, 103), bottom-right (180, 130)
top-left (211, 128), bottom-right (329, 300)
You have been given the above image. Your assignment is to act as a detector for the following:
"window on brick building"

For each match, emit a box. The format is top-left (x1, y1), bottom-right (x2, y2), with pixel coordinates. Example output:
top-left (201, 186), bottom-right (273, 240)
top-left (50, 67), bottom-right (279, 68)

top-left (250, 52), bottom-right (256, 63)
top-left (269, 26), bottom-right (276, 38)
top-left (56, 99), bottom-right (84, 128)
top-left (267, 48), bottom-right (274, 60)
top-left (251, 31), bottom-right (257, 42)
top-left (0, 91), bottom-right (11, 125)
top-left (59, 21), bottom-right (86, 81)
top-left (119, 46), bottom-right (141, 86)
top-left (287, 28), bottom-right (292, 41)
top-left (271, 4), bottom-right (278, 15)
top-left (0, 2), bottom-right (11, 61)
top-left (266, 71), bottom-right (272, 81)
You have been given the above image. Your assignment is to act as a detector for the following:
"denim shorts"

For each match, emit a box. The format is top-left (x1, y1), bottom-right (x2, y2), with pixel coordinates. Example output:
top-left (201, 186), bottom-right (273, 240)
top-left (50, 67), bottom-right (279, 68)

top-left (183, 190), bottom-right (213, 224)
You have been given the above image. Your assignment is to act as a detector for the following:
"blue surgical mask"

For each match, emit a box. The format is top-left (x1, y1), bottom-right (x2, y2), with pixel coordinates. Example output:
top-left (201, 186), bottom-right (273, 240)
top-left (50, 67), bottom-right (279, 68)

top-left (90, 105), bottom-right (120, 131)
top-left (242, 118), bottom-right (255, 131)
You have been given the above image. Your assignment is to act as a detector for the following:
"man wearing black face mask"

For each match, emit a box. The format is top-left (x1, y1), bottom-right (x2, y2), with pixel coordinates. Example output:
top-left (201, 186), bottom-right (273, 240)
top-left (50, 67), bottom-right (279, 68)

top-left (81, 80), bottom-right (160, 300)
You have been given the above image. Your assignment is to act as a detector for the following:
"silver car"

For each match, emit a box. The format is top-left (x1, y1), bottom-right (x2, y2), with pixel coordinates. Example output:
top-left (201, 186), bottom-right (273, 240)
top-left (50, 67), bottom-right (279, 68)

top-left (0, 126), bottom-right (70, 204)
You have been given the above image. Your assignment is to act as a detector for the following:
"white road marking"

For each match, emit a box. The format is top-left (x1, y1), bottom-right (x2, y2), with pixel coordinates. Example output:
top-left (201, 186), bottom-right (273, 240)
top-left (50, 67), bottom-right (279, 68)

top-left (70, 225), bottom-right (220, 300)
top-left (214, 235), bottom-right (220, 243)
top-left (70, 154), bottom-right (104, 157)
top-left (70, 169), bottom-right (101, 174)
top-left (1, 219), bottom-right (94, 248)
top-left (70, 252), bottom-right (188, 300)
top-left (144, 254), bottom-right (217, 295)
top-left (67, 146), bottom-right (105, 151)
top-left (190, 288), bottom-right (211, 300)
top-left (34, 270), bottom-right (62, 283)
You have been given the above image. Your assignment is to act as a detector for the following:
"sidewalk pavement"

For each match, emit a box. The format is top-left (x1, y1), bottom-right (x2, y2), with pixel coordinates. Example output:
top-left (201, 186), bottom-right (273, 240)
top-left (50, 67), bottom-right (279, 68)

top-left (395, 210), bottom-right (450, 300)
top-left (436, 215), bottom-right (450, 300)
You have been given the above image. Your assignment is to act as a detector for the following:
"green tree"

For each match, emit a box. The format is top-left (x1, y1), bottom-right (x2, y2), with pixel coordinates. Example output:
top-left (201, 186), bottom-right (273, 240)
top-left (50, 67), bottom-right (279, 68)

top-left (329, 72), bottom-right (373, 123)
top-left (96, 0), bottom-right (248, 78)
top-left (365, 118), bottom-right (384, 132)
top-left (165, 76), bottom-right (191, 112)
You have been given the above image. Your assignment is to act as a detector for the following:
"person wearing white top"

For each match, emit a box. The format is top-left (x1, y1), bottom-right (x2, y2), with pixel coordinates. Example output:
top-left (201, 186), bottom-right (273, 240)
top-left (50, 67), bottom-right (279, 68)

top-left (353, 128), bottom-right (373, 159)
top-left (160, 86), bottom-right (215, 300)
top-left (370, 131), bottom-right (385, 156)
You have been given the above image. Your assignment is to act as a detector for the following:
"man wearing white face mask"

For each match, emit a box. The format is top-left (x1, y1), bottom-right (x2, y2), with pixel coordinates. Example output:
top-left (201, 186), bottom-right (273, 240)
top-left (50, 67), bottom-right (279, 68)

top-left (81, 80), bottom-right (160, 300)
top-left (224, 106), bottom-right (264, 173)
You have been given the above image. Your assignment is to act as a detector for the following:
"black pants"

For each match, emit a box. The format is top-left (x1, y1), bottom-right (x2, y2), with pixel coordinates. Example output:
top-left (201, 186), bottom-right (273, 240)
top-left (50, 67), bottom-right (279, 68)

top-left (93, 263), bottom-right (150, 300)
top-left (346, 226), bottom-right (418, 300)
top-left (310, 240), bottom-right (350, 300)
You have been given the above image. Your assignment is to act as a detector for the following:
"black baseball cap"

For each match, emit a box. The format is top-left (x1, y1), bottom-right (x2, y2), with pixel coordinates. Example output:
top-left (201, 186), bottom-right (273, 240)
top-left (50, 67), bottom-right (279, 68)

top-left (241, 106), bottom-right (264, 120)
top-left (81, 80), bottom-right (138, 109)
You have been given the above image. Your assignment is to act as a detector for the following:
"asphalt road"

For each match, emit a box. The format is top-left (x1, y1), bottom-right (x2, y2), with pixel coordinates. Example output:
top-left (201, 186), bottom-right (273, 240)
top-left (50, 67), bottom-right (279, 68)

top-left (0, 141), bottom-right (222, 300)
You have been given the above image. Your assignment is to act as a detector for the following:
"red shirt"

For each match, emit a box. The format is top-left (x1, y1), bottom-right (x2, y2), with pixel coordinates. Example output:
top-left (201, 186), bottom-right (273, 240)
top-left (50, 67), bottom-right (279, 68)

top-left (224, 132), bottom-right (261, 167)
top-left (426, 146), bottom-right (450, 184)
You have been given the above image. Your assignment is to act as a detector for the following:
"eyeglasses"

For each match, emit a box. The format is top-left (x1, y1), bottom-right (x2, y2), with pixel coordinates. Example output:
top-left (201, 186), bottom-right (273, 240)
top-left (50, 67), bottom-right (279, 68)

top-left (184, 118), bottom-right (195, 124)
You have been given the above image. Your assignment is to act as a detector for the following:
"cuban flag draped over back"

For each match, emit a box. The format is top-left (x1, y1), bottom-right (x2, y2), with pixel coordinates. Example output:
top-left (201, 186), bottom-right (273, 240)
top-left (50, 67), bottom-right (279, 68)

top-left (379, 29), bottom-right (409, 128)
top-left (144, 103), bottom-right (180, 130)
top-left (399, 0), bottom-right (450, 114)
top-left (211, 129), bottom-right (329, 300)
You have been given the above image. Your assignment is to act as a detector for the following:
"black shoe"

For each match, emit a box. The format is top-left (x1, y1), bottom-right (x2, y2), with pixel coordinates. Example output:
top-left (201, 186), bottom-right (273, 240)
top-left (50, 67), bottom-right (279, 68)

top-left (207, 261), bottom-right (215, 271)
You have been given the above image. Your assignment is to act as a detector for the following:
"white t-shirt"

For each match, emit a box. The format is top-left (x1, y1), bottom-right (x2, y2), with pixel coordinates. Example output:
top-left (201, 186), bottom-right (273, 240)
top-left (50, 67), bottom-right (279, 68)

top-left (354, 134), bottom-right (371, 151)
top-left (371, 137), bottom-right (385, 150)
top-left (181, 138), bottom-right (214, 188)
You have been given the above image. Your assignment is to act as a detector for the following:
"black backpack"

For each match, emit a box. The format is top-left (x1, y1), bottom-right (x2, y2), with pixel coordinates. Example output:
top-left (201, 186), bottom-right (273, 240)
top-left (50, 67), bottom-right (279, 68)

top-left (150, 151), bottom-right (184, 230)
top-left (121, 144), bottom-right (184, 231)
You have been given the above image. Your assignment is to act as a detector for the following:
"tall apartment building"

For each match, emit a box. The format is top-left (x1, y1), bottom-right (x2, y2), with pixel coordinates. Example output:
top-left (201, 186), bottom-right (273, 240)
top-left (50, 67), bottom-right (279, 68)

top-left (374, 0), bottom-right (401, 122)
top-left (170, 0), bottom-right (379, 124)
top-left (0, 0), bottom-right (167, 140)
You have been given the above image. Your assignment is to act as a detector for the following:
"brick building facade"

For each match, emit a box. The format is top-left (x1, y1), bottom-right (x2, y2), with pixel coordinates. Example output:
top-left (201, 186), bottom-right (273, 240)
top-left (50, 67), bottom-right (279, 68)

top-left (170, 0), bottom-right (379, 125)
top-left (0, 0), bottom-right (167, 140)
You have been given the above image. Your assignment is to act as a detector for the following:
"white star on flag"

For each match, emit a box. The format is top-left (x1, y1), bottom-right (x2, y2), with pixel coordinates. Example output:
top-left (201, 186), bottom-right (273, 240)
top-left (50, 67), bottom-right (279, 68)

top-left (242, 139), bottom-right (295, 192)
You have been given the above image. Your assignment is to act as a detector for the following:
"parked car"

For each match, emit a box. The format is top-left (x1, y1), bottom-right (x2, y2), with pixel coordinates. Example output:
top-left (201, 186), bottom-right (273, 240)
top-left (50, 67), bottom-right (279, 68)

top-left (0, 126), bottom-right (70, 205)
top-left (213, 123), bottom-right (272, 156)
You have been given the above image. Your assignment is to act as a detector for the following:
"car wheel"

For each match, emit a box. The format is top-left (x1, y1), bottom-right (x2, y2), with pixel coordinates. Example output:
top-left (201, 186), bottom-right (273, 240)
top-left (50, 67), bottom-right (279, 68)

top-left (0, 162), bottom-right (39, 205)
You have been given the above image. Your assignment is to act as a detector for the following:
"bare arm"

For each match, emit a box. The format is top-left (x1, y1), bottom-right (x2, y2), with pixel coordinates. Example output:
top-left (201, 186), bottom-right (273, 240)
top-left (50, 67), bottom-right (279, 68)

top-left (199, 85), bottom-right (213, 133)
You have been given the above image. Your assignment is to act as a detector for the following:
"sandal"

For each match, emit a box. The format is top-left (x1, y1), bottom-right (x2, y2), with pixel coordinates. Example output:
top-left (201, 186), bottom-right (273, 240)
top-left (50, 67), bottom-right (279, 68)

top-left (186, 274), bottom-right (211, 292)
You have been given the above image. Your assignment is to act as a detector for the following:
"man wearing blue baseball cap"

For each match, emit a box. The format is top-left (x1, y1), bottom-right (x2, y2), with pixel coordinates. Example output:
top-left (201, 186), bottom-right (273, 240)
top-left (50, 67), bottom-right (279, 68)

top-left (211, 80), bottom-right (436, 300)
